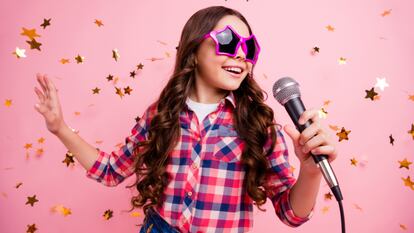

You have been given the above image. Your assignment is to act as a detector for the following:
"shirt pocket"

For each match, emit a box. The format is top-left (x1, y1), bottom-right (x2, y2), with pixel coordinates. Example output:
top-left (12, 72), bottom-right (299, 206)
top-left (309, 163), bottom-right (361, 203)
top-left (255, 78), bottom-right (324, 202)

top-left (211, 124), bottom-right (242, 163)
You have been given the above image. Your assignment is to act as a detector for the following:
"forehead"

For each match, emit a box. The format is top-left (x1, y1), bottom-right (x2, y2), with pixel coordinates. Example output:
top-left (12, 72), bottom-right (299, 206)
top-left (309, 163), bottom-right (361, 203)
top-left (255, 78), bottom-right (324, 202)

top-left (212, 15), bottom-right (250, 38)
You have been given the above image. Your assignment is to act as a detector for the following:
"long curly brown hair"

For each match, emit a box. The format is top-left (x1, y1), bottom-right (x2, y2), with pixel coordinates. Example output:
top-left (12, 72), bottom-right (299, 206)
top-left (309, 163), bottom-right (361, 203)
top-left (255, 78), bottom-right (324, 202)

top-left (126, 5), bottom-right (281, 216)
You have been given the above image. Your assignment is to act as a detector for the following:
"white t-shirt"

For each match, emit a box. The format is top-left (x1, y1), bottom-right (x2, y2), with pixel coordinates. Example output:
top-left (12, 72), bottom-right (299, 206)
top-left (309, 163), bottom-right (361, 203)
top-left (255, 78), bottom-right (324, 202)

top-left (186, 97), bottom-right (220, 124)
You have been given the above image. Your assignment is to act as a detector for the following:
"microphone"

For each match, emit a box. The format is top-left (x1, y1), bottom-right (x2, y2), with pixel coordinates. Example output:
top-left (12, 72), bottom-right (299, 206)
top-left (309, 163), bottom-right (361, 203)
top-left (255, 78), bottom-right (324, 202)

top-left (272, 77), bottom-right (343, 202)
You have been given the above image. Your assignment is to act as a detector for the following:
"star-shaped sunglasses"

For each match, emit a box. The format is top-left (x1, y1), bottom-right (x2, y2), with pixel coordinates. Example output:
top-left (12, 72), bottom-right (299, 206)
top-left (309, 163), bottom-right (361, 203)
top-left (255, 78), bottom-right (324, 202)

top-left (202, 25), bottom-right (261, 65)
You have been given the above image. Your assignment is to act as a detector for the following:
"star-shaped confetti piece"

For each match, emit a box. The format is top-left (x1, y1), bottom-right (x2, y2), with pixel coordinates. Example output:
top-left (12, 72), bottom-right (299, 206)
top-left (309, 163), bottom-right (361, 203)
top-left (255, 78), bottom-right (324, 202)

top-left (350, 157), bottom-right (358, 166)
top-left (374, 77), bottom-right (389, 91)
top-left (338, 57), bottom-right (347, 65)
top-left (26, 223), bottom-right (38, 233)
top-left (26, 39), bottom-right (42, 51)
top-left (63, 152), bottom-right (75, 167)
top-left (409, 94), bottom-right (414, 101)
top-left (407, 124), bottom-right (414, 140)
top-left (324, 192), bottom-right (333, 201)
top-left (115, 87), bottom-right (124, 98)
top-left (399, 224), bottom-right (407, 230)
top-left (389, 134), bottom-right (394, 145)
top-left (103, 209), bottom-right (113, 220)
top-left (336, 127), bottom-right (350, 142)
top-left (402, 176), bottom-right (414, 190)
top-left (92, 87), bottom-right (101, 94)
top-left (37, 137), bottom-right (45, 144)
top-left (106, 74), bottom-right (114, 81)
top-left (75, 54), bottom-right (84, 64)
top-left (137, 63), bottom-right (144, 70)
top-left (4, 99), bottom-right (12, 107)
top-left (124, 86), bottom-right (133, 95)
top-left (365, 87), bottom-right (378, 101)
top-left (21, 27), bottom-right (41, 40)
top-left (310, 46), bottom-right (320, 56)
top-left (26, 195), bottom-right (39, 206)
top-left (16, 182), bottom-right (23, 189)
top-left (112, 49), bottom-right (120, 61)
top-left (40, 18), bottom-right (51, 29)
top-left (51, 204), bottom-right (72, 216)
top-left (13, 47), bottom-right (26, 58)
top-left (326, 25), bottom-right (335, 31)
top-left (381, 9), bottom-right (392, 17)
top-left (321, 206), bottom-right (330, 214)
top-left (24, 143), bottom-right (33, 150)
top-left (398, 158), bottom-right (412, 170)
top-left (130, 70), bottom-right (136, 78)
top-left (94, 19), bottom-right (104, 27)
top-left (59, 58), bottom-right (70, 64)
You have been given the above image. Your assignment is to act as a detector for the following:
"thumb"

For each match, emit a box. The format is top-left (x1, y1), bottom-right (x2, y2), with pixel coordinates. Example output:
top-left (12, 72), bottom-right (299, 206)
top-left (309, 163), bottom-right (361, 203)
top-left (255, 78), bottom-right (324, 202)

top-left (283, 124), bottom-right (301, 147)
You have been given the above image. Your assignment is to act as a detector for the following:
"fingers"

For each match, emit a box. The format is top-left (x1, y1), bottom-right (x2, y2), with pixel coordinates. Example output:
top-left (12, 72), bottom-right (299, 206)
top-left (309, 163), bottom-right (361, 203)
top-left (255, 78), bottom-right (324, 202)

top-left (34, 86), bottom-right (46, 103)
top-left (298, 108), bottom-right (320, 125)
top-left (36, 73), bottom-right (50, 99)
top-left (300, 133), bottom-right (328, 154)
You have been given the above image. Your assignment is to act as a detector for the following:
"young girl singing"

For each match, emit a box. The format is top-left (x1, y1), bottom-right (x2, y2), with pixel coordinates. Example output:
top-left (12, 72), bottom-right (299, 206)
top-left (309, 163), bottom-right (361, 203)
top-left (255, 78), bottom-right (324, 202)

top-left (34, 5), bottom-right (338, 233)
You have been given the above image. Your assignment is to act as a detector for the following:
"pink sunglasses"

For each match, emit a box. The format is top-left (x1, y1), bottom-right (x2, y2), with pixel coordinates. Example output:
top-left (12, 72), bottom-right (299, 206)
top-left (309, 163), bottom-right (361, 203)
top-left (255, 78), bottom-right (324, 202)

top-left (202, 25), bottom-right (261, 64)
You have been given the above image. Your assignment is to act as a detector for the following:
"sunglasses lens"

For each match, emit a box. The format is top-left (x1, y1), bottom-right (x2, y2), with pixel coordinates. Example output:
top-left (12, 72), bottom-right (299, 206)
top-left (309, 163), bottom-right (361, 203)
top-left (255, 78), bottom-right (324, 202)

top-left (245, 37), bottom-right (258, 61)
top-left (216, 28), bottom-right (239, 54)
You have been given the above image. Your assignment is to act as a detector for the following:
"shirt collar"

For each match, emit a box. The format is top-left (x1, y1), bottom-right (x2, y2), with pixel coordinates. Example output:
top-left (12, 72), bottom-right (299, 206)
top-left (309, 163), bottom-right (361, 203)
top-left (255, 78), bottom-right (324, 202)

top-left (185, 91), bottom-right (237, 109)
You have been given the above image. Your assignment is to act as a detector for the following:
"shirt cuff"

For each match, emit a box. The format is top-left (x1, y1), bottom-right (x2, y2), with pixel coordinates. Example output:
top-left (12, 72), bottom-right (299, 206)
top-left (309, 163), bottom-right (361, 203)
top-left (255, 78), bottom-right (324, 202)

top-left (85, 148), bottom-right (105, 181)
top-left (283, 188), bottom-right (314, 225)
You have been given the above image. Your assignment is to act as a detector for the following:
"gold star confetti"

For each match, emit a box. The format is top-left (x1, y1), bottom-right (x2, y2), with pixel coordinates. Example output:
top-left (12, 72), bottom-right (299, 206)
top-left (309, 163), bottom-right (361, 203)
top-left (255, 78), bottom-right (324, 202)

top-left (92, 87), bottom-right (101, 94)
top-left (115, 87), bottom-right (124, 98)
top-left (136, 63), bottom-right (144, 70)
top-left (338, 57), bottom-right (347, 65)
top-left (24, 143), bottom-right (33, 150)
top-left (75, 54), bottom-right (84, 64)
top-left (103, 209), bottom-right (114, 220)
top-left (12, 47), bottom-right (26, 58)
top-left (374, 77), bottom-right (389, 91)
top-left (59, 58), bottom-right (70, 64)
top-left (324, 192), bottom-right (333, 201)
top-left (407, 124), bottom-right (414, 140)
top-left (112, 49), bottom-right (120, 61)
top-left (325, 25), bottom-right (335, 31)
top-left (323, 100), bottom-right (331, 106)
top-left (26, 195), bottom-right (39, 207)
top-left (408, 94), bottom-right (414, 102)
top-left (398, 158), bottom-right (412, 170)
top-left (37, 137), bottom-right (45, 144)
top-left (365, 87), bottom-right (378, 101)
top-left (26, 223), bottom-right (38, 233)
top-left (20, 27), bottom-right (41, 40)
top-left (402, 176), bottom-right (414, 190)
top-left (310, 46), bottom-right (320, 56)
top-left (16, 182), bottom-right (23, 189)
top-left (165, 52), bottom-right (171, 57)
top-left (321, 206), bottom-right (330, 214)
top-left (350, 157), bottom-right (358, 166)
top-left (336, 127), bottom-right (350, 142)
top-left (51, 204), bottom-right (72, 216)
top-left (389, 134), bottom-right (395, 145)
top-left (40, 18), bottom-right (51, 29)
top-left (106, 74), bottom-right (114, 81)
top-left (35, 148), bottom-right (44, 157)
top-left (26, 38), bottom-right (42, 51)
top-left (4, 99), bottom-right (12, 107)
top-left (130, 70), bottom-right (136, 78)
top-left (124, 86), bottom-right (133, 95)
top-left (63, 152), bottom-right (75, 167)
top-left (381, 9), bottom-right (392, 17)
top-left (94, 19), bottom-right (104, 27)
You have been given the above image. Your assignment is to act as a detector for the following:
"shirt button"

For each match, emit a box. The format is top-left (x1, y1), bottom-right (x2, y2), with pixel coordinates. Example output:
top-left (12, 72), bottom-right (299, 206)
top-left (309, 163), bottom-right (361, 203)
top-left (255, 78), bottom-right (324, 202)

top-left (188, 191), bottom-right (192, 197)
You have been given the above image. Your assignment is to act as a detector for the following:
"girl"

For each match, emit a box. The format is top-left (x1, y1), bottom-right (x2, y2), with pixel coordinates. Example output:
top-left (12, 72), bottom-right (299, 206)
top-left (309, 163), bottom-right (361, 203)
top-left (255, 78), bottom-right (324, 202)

top-left (34, 5), bottom-right (338, 233)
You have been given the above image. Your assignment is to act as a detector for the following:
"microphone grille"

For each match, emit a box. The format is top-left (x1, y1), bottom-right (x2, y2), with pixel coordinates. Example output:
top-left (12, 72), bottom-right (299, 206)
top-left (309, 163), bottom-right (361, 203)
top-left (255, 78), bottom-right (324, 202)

top-left (272, 77), bottom-right (301, 105)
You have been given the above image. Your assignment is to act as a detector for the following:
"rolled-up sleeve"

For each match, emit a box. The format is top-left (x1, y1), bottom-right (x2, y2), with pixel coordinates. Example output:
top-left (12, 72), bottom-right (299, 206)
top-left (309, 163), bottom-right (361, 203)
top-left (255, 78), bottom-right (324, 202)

top-left (85, 103), bottom-right (156, 187)
top-left (263, 126), bottom-right (314, 227)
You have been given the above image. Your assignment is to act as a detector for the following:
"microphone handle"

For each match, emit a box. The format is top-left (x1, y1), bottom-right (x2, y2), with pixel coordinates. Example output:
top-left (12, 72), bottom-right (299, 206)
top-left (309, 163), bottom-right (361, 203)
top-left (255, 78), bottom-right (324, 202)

top-left (284, 98), bottom-right (343, 201)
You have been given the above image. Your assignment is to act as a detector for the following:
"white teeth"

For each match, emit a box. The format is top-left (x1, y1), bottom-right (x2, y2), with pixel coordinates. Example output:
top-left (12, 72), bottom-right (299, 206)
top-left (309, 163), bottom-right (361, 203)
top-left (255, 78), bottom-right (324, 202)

top-left (223, 67), bottom-right (242, 74)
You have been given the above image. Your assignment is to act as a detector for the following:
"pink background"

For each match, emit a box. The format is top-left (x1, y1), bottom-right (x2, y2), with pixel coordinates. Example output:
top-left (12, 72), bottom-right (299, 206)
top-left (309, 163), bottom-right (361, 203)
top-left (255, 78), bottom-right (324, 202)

top-left (1, 0), bottom-right (414, 232)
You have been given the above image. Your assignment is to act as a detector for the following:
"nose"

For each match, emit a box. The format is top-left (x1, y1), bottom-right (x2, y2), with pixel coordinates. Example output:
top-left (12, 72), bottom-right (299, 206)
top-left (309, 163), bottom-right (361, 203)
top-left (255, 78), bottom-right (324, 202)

top-left (234, 44), bottom-right (246, 61)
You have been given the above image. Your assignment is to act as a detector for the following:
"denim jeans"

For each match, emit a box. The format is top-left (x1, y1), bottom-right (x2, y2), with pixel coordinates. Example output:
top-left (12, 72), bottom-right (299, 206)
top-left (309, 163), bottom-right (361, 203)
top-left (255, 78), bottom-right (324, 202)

top-left (139, 208), bottom-right (181, 233)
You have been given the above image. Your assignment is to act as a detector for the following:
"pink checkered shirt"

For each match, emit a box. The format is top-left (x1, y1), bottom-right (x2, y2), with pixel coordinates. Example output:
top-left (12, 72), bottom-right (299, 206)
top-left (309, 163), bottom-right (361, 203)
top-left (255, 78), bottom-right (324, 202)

top-left (86, 91), bottom-right (314, 232)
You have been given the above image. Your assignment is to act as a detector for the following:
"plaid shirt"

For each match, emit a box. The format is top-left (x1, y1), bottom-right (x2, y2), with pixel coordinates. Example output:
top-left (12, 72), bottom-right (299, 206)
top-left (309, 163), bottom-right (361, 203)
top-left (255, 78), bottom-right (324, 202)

top-left (86, 91), bottom-right (314, 232)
